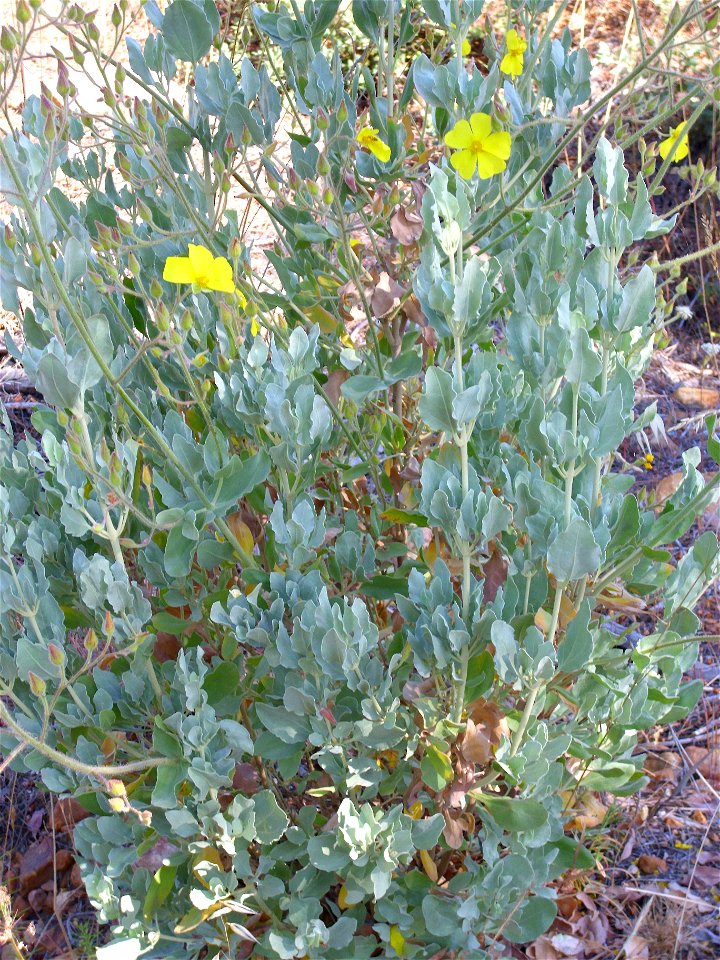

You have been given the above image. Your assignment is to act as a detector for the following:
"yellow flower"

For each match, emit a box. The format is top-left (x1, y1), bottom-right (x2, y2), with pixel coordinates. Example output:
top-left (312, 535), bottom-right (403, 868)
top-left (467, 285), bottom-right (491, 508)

top-left (642, 452), bottom-right (654, 471)
top-left (389, 926), bottom-right (406, 956)
top-left (163, 244), bottom-right (235, 293)
top-left (500, 28), bottom-right (527, 77)
top-left (357, 126), bottom-right (391, 163)
top-left (376, 749), bottom-right (399, 770)
top-left (337, 883), bottom-right (350, 909)
top-left (659, 123), bottom-right (690, 162)
top-left (461, 37), bottom-right (471, 56)
top-left (406, 800), bottom-right (423, 820)
top-left (444, 112), bottom-right (511, 180)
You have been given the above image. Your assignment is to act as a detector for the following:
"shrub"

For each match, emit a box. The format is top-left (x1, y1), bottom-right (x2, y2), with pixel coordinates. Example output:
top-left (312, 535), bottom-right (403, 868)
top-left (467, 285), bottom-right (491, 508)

top-left (1, 1), bottom-right (719, 957)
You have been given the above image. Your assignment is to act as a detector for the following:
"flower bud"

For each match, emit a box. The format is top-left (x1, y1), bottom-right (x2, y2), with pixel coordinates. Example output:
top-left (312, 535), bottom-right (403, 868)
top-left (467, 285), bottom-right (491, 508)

top-left (316, 108), bottom-right (329, 130)
top-left (322, 188), bottom-right (333, 205)
top-left (337, 100), bottom-right (348, 123)
top-left (169, 328), bottom-right (183, 346)
top-left (48, 643), bottom-right (65, 668)
top-left (127, 252), bottom-right (140, 274)
top-left (87, 21), bottom-right (100, 42)
top-left (28, 672), bottom-right (46, 697)
top-left (1, 27), bottom-right (17, 53)
top-left (141, 464), bottom-right (152, 487)
top-left (241, 126), bottom-right (252, 146)
top-left (180, 308), bottom-right (193, 331)
top-left (30, 243), bottom-right (42, 266)
top-left (155, 304), bottom-right (170, 332)
top-left (317, 153), bottom-right (330, 176)
top-left (111, 4), bottom-right (121, 27)
top-left (56, 409), bottom-right (69, 427)
top-left (218, 353), bottom-right (231, 372)
top-left (16, 1), bottom-right (31, 24)
top-left (306, 179), bottom-right (319, 196)
top-left (103, 611), bottom-right (114, 637)
top-left (228, 236), bottom-right (242, 259)
top-left (150, 278), bottom-right (163, 299)
top-left (4, 224), bottom-right (16, 250)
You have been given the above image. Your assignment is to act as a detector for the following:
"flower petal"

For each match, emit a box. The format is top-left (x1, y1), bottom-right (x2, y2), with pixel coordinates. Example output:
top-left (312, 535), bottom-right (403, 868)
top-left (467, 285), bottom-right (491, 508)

top-left (674, 136), bottom-right (689, 161)
top-left (357, 127), bottom-right (380, 146)
top-left (483, 131), bottom-right (512, 160)
top-left (476, 150), bottom-right (508, 179)
top-left (188, 244), bottom-right (215, 278)
top-left (369, 138), bottom-right (391, 163)
top-left (450, 148), bottom-right (478, 180)
top-left (207, 257), bottom-right (235, 293)
top-left (444, 119), bottom-right (473, 149)
top-left (469, 112), bottom-right (492, 139)
top-left (501, 51), bottom-right (523, 76)
top-left (163, 256), bottom-right (193, 284)
top-left (506, 29), bottom-right (527, 54)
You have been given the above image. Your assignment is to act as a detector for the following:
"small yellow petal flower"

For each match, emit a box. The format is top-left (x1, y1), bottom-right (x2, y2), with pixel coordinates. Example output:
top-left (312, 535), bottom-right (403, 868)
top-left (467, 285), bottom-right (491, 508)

top-left (337, 883), bottom-right (350, 909)
top-left (642, 453), bottom-right (654, 471)
top-left (659, 123), bottom-right (690, 162)
top-left (163, 243), bottom-right (235, 293)
top-left (389, 926), bottom-right (406, 956)
top-left (444, 112), bottom-right (511, 180)
top-left (407, 800), bottom-right (423, 820)
top-left (357, 126), bottom-right (391, 163)
top-left (500, 28), bottom-right (527, 76)
top-left (461, 38), bottom-right (471, 56)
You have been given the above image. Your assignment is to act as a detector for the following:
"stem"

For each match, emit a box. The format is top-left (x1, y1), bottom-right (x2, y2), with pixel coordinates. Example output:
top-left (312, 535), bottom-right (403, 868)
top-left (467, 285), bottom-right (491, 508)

top-left (509, 682), bottom-right (542, 757)
top-left (0, 699), bottom-right (169, 778)
top-left (451, 269), bottom-right (472, 722)
top-left (386, 0), bottom-right (395, 120)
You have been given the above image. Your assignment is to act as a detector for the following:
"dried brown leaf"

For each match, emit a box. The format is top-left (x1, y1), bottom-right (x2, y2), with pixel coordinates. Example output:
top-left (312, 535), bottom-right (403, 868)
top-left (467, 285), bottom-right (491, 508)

top-left (371, 272), bottom-right (405, 318)
top-left (390, 206), bottom-right (423, 246)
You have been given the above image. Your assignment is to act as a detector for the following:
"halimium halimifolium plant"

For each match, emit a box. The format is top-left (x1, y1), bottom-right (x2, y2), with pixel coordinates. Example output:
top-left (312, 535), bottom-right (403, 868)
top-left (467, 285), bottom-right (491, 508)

top-left (1, 0), bottom-right (720, 956)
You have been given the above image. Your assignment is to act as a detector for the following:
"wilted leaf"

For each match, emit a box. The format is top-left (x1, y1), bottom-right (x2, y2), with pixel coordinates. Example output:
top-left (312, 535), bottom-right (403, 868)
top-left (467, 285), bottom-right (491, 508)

top-left (460, 718), bottom-right (492, 765)
top-left (674, 385), bottom-right (720, 408)
top-left (391, 206), bottom-right (423, 246)
top-left (371, 271), bottom-right (405, 317)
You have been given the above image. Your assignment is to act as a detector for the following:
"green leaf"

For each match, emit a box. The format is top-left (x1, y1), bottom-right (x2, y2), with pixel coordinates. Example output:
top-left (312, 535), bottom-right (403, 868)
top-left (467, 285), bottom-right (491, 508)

top-left (211, 452), bottom-right (270, 512)
top-left (504, 895), bottom-right (557, 944)
top-left (203, 661), bottom-right (240, 711)
top-left (617, 265), bottom-right (655, 333)
top-left (545, 837), bottom-right (595, 874)
top-left (143, 864), bottom-right (177, 920)
top-left (464, 650), bottom-right (495, 703)
top-left (421, 745), bottom-right (453, 791)
top-left (476, 795), bottom-right (549, 832)
top-left (557, 600), bottom-right (593, 673)
top-left (162, 0), bottom-right (215, 62)
top-left (379, 507), bottom-right (429, 526)
top-left (547, 518), bottom-right (601, 583)
top-left (361, 574), bottom-right (410, 599)
top-left (254, 789), bottom-right (289, 844)
top-left (418, 366), bottom-right (456, 433)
